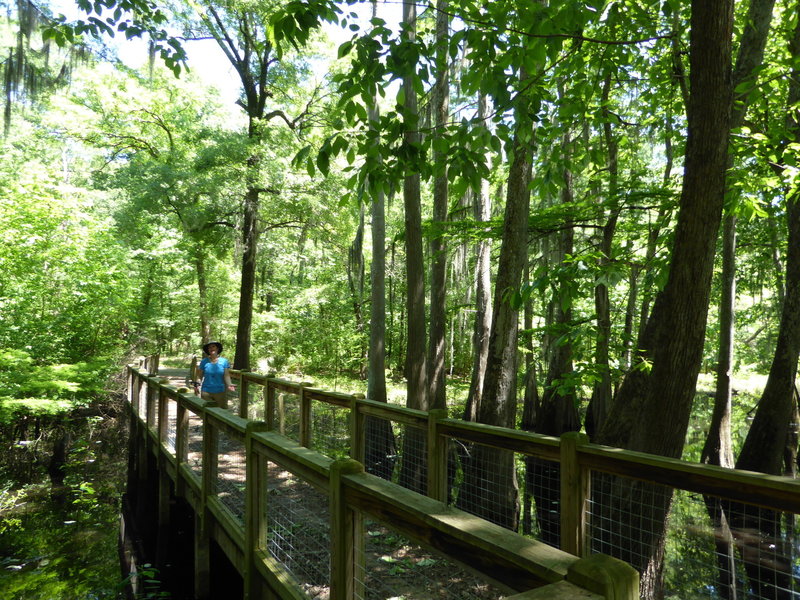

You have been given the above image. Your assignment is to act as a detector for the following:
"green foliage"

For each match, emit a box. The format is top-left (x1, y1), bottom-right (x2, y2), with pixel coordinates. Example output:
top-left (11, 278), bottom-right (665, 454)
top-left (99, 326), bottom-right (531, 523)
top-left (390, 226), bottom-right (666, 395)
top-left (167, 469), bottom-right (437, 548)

top-left (0, 349), bottom-right (114, 425)
top-left (44, 0), bottom-right (187, 76)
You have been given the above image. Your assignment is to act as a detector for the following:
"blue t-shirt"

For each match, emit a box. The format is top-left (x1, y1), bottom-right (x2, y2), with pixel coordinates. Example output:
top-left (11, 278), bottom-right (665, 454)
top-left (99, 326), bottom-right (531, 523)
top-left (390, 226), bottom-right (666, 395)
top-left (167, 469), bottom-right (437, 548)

top-left (199, 357), bottom-right (230, 393)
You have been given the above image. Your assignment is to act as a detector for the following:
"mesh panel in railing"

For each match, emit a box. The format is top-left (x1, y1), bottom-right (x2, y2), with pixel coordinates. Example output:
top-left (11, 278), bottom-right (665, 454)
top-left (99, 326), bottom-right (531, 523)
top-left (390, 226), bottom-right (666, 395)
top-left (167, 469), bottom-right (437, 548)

top-left (362, 416), bottom-right (398, 481)
top-left (265, 460), bottom-right (331, 597)
top-left (186, 409), bottom-right (204, 480)
top-left (447, 439), bottom-right (527, 534)
top-left (663, 489), bottom-right (799, 598)
top-left (148, 385), bottom-right (158, 431)
top-left (354, 520), bottom-right (507, 600)
top-left (587, 469), bottom-right (682, 599)
top-left (216, 429), bottom-right (246, 522)
top-left (392, 423), bottom-right (428, 494)
top-left (272, 390), bottom-right (301, 442)
top-left (246, 382), bottom-right (266, 421)
top-left (141, 381), bottom-right (151, 425)
top-left (227, 388), bottom-right (241, 414)
top-left (165, 396), bottom-right (177, 454)
top-left (310, 401), bottom-right (350, 459)
top-left (588, 471), bottom-right (674, 571)
top-left (131, 379), bottom-right (142, 413)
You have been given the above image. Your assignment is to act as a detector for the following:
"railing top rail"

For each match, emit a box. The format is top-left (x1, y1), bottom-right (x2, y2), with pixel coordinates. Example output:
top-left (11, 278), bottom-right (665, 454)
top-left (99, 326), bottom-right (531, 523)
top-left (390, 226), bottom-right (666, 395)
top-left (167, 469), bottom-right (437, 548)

top-left (177, 391), bottom-right (215, 413)
top-left (355, 396), bottom-right (429, 427)
top-left (439, 419), bottom-right (561, 460)
top-left (205, 406), bottom-right (248, 437)
top-left (342, 463), bottom-right (578, 592)
top-left (304, 387), bottom-right (355, 408)
top-left (251, 430), bottom-right (333, 492)
top-left (579, 442), bottom-right (800, 513)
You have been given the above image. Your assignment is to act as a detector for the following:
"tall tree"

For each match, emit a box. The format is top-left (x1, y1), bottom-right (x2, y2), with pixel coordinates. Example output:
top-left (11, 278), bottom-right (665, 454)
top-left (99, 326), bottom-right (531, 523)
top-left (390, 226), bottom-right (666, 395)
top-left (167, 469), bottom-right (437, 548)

top-left (463, 93), bottom-right (493, 423)
top-left (427, 0), bottom-right (450, 412)
top-left (401, 0), bottom-right (428, 412)
top-left (595, 0), bottom-right (734, 595)
top-left (456, 78), bottom-right (533, 529)
top-left (185, 0), bottom-right (310, 369)
top-left (705, 0), bottom-right (778, 470)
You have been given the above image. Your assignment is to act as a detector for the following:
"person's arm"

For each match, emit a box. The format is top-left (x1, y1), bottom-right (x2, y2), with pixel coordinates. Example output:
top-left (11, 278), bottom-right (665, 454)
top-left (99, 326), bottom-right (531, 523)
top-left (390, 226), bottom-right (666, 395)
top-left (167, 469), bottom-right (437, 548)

top-left (224, 368), bottom-right (235, 392)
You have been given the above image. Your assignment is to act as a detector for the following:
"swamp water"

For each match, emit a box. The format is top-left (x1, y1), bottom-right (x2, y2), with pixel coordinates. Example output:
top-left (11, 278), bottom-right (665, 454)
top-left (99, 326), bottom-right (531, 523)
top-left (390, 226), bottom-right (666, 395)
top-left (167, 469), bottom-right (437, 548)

top-left (0, 404), bottom-right (134, 599)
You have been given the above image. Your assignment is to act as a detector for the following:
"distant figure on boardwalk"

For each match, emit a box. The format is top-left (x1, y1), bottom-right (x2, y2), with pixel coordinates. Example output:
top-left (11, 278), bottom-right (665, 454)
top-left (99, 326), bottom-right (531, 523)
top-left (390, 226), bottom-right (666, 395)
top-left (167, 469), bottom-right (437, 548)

top-left (194, 341), bottom-right (235, 409)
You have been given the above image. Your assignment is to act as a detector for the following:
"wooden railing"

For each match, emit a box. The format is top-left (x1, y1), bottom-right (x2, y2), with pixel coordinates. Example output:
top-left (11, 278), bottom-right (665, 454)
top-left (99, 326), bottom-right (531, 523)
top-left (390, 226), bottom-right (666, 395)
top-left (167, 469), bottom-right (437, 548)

top-left (126, 366), bottom-right (640, 599)
top-left (128, 363), bottom-right (800, 599)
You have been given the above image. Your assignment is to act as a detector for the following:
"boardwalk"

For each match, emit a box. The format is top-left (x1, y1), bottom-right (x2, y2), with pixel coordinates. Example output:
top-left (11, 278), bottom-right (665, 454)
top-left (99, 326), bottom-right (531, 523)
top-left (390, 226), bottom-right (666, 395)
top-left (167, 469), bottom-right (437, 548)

top-left (127, 364), bottom-right (638, 599)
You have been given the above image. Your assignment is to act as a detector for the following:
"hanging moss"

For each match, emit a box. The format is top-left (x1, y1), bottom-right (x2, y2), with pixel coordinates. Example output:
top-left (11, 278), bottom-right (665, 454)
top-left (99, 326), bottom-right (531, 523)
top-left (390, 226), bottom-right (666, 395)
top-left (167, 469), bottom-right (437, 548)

top-left (1, 0), bottom-right (94, 135)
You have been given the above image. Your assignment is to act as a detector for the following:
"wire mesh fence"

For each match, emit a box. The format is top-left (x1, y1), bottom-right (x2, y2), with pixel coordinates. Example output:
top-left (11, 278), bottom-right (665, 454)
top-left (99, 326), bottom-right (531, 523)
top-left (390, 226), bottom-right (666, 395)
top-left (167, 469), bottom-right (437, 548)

top-left (354, 520), bottom-right (507, 600)
top-left (272, 390), bottom-right (302, 442)
top-left (588, 471), bottom-right (675, 574)
top-left (264, 460), bottom-right (331, 598)
top-left (310, 401), bottom-right (350, 459)
top-left (245, 381), bottom-right (267, 421)
top-left (186, 408), bottom-right (204, 481)
top-left (662, 488), bottom-right (800, 599)
top-left (142, 381), bottom-right (153, 428)
top-left (165, 395), bottom-right (177, 454)
top-left (227, 389), bottom-right (241, 415)
top-left (216, 429), bottom-right (247, 522)
top-left (362, 419), bottom-right (429, 495)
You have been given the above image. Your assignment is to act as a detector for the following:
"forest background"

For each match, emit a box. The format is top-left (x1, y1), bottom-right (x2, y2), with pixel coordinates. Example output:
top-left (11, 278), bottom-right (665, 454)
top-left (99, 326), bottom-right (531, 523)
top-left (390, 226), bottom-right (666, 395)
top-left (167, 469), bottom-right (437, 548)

top-left (0, 0), bottom-right (799, 598)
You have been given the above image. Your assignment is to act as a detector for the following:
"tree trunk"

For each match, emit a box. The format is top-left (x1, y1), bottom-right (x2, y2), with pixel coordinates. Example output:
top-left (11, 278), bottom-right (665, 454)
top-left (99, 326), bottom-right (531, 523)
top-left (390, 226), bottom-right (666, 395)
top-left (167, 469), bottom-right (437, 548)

top-left (705, 215), bottom-right (737, 471)
top-left (194, 243), bottom-right (211, 344)
top-left (705, 0), bottom-right (776, 470)
top-left (233, 184), bottom-right (259, 370)
top-left (364, 29), bottom-right (396, 478)
top-left (427, 0), bottom-right (449, 412)
top-left (520, 258), bottom-right (539, 536)
top-left (456, 108), bottom-right (532, 530)
top-left (709, 2), bottom-right (779, 595)
top-left (595, 3), bottom-right (734, 596)
top-left (398, 0), bottom-right (428, 495)
top-left (463, 93), bottom-right (493, 423)
top-left (532, 128), bottom-right (580, 546)
top-left (586, 75), bottom-right (619, 438)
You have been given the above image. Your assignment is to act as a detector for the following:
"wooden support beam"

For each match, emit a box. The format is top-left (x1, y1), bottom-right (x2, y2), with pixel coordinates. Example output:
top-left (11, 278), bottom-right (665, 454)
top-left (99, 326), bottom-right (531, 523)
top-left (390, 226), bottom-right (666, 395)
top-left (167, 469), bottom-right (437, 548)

top-left (566, 554), bottom-right (640, 600)
top-left (560, 432), bottom-right (590, 557)
top-left (427, 409), bottom-right (449, 502)
top-left (505, 581), bottom-right (603, 599)
top-left (330, 459), bottom-right (364, 600)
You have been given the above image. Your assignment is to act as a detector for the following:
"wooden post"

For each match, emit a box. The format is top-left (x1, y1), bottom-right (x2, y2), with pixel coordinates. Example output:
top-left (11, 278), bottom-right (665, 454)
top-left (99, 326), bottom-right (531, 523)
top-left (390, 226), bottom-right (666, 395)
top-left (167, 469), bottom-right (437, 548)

top-left (158, 388), bottom-right (169, 446)
top-left (239, 372), bottom-right (251, 419)
top-left (566, 554), bottom-right (639, 600)
top-left (133, 373), bottom-right (143, 416)
top-left (194, 508), bottom-right (211, 600)
top-left (146, 380), bottom-right (157, 430)
top-left (330, 459), bottom-right (364, 600)
top-left (195, 409), bottom-right (218, 600)
top-left (244, 421), bottom-right (269, 600)
top-left (175, 398), bottom-right (189, 497)
top-left (560, 431), bottom-right (590, 557)
top-left (264, 379), bottom-right (275, 431)
top-left (349, 395), bottom-right (365, 463)
top-left (427, 409), bottom-right (449, 502)
top-left (155, 460), bottom-right (172, 570)
top-left (299, 383), bottom-right (312, 448)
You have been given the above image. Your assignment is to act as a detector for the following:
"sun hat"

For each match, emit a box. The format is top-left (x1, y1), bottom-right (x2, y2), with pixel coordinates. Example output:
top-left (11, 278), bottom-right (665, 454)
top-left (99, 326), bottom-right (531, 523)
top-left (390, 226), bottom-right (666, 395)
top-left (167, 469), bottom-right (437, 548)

top-left (202, 341), bottom-right (223, 355)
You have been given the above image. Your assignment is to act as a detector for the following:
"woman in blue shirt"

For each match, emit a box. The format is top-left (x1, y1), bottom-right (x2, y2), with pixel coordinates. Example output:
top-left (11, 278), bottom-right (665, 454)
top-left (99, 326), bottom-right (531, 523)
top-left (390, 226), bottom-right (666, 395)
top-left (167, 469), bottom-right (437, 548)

top-left (194, 340), bottom-right (235, 408)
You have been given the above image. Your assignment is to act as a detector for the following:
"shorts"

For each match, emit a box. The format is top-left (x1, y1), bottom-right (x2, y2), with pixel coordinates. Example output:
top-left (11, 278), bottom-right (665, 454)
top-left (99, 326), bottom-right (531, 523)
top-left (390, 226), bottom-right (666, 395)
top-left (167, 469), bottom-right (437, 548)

top-left (201, 390), bottom-right (228, 409)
